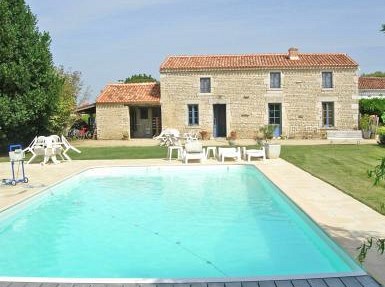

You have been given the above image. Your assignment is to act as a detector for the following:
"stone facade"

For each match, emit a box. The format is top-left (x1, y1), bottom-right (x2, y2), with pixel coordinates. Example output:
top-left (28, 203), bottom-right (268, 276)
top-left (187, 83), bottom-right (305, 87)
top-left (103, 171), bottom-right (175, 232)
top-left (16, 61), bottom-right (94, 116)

top-left (96, 103), bottom-right (130, 140)
top-left (160, 68), bottom-right (359, 139)
top-left (95, 83), bottom-right (160, 140)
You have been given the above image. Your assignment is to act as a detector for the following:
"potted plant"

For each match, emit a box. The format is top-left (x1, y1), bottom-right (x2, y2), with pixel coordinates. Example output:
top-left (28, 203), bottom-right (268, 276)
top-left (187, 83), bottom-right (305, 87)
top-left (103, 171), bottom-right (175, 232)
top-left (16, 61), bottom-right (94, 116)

top-left (359, 114), bottom-right (371, 139)
top-left (199, 130), bottom-right (210, 140)
top-left (377, 126), bottom-right (385, 145)
top-left (257, 124), bottom-right (281, 159)
top-left (227, 130), bottom-right (237, 146)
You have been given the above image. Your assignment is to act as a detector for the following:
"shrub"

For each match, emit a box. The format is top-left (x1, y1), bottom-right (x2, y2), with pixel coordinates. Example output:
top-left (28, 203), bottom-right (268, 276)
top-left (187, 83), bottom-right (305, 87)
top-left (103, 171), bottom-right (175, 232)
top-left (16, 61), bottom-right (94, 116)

top-left (359, 114), bottom-right (371, 131)
top-left (377, 126), bottom-right (385, 144)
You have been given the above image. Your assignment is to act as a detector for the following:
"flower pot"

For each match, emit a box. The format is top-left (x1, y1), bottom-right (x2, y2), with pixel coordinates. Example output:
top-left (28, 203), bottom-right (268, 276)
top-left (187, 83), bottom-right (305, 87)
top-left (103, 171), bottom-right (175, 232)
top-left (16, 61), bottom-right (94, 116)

top-left (362, 130), bottom-right (371, 139)
top-left (378, 135), bottom-right (385, 145)
top-left (264, 143), bottom-right (281, 159)
top-left (228, 139), bottom-right (236, 146)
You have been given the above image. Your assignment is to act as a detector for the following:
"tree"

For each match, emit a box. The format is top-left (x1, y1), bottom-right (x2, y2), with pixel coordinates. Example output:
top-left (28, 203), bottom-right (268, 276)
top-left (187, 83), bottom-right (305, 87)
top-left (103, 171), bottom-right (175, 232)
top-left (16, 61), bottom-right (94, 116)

top-left (362, 71), bottom-right (385, 77)
top-left (124, 73), bottom-right (157, 83)
top-left (381, 24), bottom-right (385, 33)
top-left (0, 0), bottom-right (61, 149)
top-left (47, 67), bottom-right (82, 135)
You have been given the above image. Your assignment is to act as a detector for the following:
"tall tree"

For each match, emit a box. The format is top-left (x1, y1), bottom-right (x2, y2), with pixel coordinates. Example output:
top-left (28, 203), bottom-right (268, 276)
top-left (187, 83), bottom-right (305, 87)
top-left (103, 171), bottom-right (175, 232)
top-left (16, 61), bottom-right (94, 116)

top-left (47, 67), bottom-right (81, 135)
top-left (124, 73), bottom-right (157, 83)
top-left (0, 0), bottom-right (60, 149)
top-left (381, 24), bottom-right (385, 32)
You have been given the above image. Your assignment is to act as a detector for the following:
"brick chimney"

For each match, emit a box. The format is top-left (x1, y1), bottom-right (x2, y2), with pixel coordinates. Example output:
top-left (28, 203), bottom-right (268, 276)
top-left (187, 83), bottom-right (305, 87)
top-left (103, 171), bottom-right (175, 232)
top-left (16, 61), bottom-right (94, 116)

top-left (288, 47), bottom-right (299, 60)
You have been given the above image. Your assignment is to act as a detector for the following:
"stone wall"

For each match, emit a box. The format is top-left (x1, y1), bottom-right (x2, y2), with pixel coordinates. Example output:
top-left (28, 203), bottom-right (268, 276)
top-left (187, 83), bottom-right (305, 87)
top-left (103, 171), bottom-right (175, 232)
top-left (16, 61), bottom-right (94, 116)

top-left (160, 68), bottom-right (358, 139)
top-left (96, 103), bottom-right (130, 140)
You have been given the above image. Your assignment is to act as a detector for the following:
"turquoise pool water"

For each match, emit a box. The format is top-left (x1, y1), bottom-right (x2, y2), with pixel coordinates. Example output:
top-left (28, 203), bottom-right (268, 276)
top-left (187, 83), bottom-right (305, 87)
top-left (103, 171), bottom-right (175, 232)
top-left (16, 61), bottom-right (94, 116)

top-left (0, 165), bottom-right (363, 279)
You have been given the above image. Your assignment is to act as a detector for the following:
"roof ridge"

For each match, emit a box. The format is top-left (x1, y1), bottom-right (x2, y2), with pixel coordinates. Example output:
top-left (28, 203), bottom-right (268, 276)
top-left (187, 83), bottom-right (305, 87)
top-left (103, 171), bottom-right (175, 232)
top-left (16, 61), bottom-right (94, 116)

top-left (164, 52), bottom-right (350, 58)
top-left (107, 82), bottom-right (158, 86)
top-left (359, 76), bottom-right (385, 79)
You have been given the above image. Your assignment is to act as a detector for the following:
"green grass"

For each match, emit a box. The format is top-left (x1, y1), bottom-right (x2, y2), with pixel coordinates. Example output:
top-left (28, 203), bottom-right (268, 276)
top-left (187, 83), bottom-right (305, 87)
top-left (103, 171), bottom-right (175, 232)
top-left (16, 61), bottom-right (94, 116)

top-left (280, 144), bottom-right (385, 215)
top-left (68, 146), bottom-right (167, 160)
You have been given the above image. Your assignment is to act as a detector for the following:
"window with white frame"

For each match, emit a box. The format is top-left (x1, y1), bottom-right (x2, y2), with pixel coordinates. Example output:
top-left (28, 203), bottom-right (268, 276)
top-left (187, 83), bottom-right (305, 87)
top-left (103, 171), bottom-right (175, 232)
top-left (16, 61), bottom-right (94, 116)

top-left (188, 104), bottom-right (199, 125)
top-left (270, 72), bottom-right (281, 89)
top-left (322, 72), bottom-right (333, 89)
top-left (200, 77), bottom-right (211, 93)
top-left (322, 102), bottom-right (334, 127)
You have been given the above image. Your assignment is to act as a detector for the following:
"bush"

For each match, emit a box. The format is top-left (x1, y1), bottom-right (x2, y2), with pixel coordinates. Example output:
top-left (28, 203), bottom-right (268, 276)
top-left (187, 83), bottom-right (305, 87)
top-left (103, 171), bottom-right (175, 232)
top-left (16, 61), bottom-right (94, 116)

top-left (359, 114), bottom-right (371, 131)
top-left (377, 126), bottom-right (385, 144)
top-left (359, 99), bottom-right (385, 121)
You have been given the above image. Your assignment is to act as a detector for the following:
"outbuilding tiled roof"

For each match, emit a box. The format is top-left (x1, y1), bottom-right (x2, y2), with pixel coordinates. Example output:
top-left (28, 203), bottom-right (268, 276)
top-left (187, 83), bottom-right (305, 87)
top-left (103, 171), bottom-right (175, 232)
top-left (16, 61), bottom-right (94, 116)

top-left (96, 82), bottom-right (160, 104)
top-left (160, 51), bottom-right (358, 71)
top-left (359, 77), bottom-right (385, 90)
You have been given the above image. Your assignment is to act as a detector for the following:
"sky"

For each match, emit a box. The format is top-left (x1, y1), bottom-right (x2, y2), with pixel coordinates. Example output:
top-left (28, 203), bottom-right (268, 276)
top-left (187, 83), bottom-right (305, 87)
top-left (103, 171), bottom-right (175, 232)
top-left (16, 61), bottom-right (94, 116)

top-left (25, 0), bottom-right (385, 102)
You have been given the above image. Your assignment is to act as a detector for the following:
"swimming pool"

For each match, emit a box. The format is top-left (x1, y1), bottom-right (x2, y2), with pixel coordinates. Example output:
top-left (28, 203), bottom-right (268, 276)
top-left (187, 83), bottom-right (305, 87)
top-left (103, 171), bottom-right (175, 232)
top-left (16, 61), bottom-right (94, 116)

top-left (0, 165), bottom-right (364, 281)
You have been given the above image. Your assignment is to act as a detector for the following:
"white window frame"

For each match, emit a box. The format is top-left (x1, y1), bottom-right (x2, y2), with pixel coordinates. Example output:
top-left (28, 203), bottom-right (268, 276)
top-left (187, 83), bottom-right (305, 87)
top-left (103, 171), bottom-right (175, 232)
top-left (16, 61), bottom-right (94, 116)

top-left (322, 71), bottom-right (333, 89)
top-left (270, 72), bottom-right (282, 89)
top-left (199, 77), bottom-right (211, 94)
top-left (322, 102), bottom-right (334, 128)
top-left (188, 104), bottom-right (199, 126)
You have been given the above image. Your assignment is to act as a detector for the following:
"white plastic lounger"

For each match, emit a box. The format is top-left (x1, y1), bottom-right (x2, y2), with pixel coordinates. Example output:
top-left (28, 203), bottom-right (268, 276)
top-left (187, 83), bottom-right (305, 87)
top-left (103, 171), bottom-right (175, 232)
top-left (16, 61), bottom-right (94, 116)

top-left (242, 147), bottom-right (265, 162)
top-left (217, 147), bottom-right (241, 163)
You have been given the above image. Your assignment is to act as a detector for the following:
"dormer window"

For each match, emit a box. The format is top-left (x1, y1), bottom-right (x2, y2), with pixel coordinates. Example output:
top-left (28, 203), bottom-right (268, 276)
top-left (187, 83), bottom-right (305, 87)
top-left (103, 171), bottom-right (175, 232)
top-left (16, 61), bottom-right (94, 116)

top-left (270, 72), bottom-right (281, 89)
top-left (322, 72), bottom-right (333, 89)
top-left (200, 77), bottom-right (211, 93)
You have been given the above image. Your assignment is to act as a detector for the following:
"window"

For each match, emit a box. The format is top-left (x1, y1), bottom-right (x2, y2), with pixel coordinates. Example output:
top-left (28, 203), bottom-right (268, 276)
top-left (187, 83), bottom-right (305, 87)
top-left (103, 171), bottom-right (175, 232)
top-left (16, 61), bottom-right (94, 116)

top-left (200, 77), bottom-right (211, 93)
top-left (322, 102), bottom-right (334, 127)
top-left (322, 72), bottom-right (333, 88)
top-left (188, 104), bottom-right (199, 125)
top-left (140, 108), bottom-right (148, 119)
top-left (270, 72), bottom-right (281, 89)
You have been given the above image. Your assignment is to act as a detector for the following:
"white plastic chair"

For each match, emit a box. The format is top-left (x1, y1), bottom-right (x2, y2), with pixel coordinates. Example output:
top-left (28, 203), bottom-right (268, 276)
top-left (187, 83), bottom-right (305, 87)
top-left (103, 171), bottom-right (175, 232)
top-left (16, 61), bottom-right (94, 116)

top-left (183, 141), bottom-right (206, 164)
top-left (217, 147), bottom-right (241, 163)
top-left (24, 136), bottom-right (46, 164)
top-left (61, 135), bottom-right (81, 161)
top-left (42, 136), bottom-right (62, 165)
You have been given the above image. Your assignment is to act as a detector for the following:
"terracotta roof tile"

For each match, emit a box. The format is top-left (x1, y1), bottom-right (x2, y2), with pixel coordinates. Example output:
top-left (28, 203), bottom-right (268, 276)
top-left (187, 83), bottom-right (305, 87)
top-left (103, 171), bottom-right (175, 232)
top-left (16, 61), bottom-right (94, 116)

top-left (359, 77), bottom-right (385, 90)
top-left (96, 82), bottom-right (160, 104)
top-left (160, 52), bottom-right (358, 71)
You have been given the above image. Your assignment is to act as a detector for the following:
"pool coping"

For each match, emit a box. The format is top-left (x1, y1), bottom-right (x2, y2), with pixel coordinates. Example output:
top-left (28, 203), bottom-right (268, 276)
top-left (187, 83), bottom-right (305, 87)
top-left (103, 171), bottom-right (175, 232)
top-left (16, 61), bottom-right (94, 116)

top-left (0, 160), bottom-right (384, 286)
top-left (0, 275), bottom-right (382, 287)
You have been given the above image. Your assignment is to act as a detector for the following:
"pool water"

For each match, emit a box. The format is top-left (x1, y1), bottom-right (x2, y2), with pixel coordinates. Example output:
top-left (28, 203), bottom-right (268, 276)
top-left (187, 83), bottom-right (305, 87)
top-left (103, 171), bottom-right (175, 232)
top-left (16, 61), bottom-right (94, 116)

top-left (0, 165), bottom-right (363, 279)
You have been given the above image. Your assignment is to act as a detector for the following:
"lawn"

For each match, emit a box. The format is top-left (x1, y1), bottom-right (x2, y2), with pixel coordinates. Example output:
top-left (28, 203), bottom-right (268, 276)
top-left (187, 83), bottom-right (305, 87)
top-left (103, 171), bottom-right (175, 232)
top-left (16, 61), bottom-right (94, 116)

top-left (1, 143), bottom-right (385, 215)
top-left (280, 144), bottom-right (385, 215)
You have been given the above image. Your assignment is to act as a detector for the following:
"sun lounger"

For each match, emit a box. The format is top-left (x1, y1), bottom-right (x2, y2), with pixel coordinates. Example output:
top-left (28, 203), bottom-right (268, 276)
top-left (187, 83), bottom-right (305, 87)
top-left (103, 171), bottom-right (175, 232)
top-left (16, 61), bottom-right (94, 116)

top-left (242, 147), bottom-right (265, 162)
top-left (217, 147), bottom-right (241, 163)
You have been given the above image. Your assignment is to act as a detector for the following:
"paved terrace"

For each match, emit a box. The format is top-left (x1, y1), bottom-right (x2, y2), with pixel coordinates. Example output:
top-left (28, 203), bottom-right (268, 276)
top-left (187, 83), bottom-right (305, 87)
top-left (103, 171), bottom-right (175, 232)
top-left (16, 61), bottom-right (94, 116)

top-left (0, 139), bottom-right (383, 286)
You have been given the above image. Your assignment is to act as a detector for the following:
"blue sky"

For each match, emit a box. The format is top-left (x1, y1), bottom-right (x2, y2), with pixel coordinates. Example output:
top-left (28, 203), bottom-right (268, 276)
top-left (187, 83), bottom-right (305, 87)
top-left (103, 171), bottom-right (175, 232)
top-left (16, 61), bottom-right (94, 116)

top-left (26, 0), bottom-right (385, 101)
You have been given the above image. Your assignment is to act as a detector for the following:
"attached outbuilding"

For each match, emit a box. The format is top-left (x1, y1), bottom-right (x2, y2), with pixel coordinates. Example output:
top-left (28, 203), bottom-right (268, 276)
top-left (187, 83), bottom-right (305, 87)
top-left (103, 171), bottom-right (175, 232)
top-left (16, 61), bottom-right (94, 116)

top-left (96, 82), bottom-right (161, 140)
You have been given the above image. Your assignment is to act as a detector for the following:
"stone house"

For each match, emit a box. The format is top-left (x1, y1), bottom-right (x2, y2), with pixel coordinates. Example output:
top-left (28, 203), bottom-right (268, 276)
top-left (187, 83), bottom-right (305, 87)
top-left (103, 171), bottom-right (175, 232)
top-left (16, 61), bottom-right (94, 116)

top-left (160, 48), bottom-right (359, 139)
top-left (96, 48), bottom-right (359, 140)
top-left (96, 82), bottom-right (160, 139)
top-left (358, 77), bottom-right (385, 98)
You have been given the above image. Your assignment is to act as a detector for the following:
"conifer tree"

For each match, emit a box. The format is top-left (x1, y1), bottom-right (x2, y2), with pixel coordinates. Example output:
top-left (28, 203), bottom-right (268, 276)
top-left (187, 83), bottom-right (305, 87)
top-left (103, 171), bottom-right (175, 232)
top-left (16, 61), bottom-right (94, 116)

top-left (0, 0), bottom-right (60, 148)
